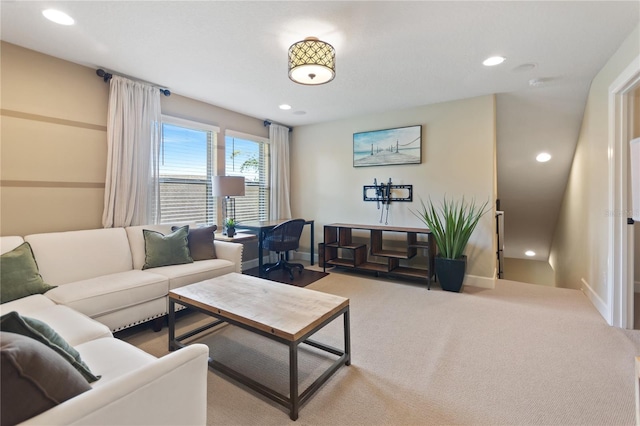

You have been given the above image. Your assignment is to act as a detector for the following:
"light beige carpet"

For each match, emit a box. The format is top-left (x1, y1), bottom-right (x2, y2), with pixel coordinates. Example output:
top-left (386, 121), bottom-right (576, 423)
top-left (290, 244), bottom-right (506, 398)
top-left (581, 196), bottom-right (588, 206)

top-left (119, 270), bottom-right (640, 425)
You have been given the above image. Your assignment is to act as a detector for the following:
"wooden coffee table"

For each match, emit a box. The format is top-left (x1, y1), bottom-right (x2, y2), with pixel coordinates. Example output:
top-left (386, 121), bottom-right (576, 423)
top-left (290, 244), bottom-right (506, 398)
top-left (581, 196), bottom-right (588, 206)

top-left (168, 272), bottom-right (350, 421)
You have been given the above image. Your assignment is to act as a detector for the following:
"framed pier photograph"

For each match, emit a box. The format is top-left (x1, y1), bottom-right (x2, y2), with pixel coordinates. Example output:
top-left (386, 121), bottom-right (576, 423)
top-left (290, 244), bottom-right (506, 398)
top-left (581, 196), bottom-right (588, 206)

top-left (353, 125), bottom-right (422, 167)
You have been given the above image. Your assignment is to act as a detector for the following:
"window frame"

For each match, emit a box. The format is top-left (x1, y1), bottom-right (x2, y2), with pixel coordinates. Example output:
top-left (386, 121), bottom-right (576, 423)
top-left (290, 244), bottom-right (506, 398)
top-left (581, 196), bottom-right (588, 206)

top-left (225, 129), bottom-right (270, 222)
top-left (158, 115), bottom-right (220, 225)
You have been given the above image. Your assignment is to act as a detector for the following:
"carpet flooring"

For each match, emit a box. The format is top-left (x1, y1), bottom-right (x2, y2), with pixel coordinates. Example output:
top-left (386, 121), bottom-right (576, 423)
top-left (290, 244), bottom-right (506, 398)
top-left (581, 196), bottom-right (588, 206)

top-left (120, 269), bottom-right (640, 425)
top-left (242, 266), bottom-right (328, 287)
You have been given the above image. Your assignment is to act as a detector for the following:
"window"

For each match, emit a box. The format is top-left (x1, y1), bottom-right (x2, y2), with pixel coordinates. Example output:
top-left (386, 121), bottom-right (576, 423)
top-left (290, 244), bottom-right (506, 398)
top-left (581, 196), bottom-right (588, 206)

top-left (225, 131), bottom-right (270, 222)
top-left (158, 116), bottom-right (219, 225)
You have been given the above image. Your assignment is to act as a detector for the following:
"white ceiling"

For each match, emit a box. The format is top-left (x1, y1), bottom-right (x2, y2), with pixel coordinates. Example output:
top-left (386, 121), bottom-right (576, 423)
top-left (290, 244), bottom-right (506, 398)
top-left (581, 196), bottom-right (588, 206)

top-left (1, 1), bottom-right (638, 261)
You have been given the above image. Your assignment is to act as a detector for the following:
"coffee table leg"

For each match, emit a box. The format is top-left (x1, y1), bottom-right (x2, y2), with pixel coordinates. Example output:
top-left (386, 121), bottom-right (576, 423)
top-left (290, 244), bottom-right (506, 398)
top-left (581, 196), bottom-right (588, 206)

top-left (290, 342), bottom-right (299, 421)
top-left (168, 299), bottom-right (176, 352)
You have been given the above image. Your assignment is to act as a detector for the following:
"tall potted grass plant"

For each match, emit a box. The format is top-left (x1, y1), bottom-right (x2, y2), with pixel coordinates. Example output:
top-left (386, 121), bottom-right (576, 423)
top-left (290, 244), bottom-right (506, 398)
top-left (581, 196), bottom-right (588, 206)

top-left (413, 196), bottom-right (490, 292)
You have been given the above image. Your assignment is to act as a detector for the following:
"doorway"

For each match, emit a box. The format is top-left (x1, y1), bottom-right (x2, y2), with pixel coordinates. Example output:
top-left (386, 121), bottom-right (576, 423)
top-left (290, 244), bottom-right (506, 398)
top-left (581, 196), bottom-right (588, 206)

top-left (609, 56), bottom-right (640, 329)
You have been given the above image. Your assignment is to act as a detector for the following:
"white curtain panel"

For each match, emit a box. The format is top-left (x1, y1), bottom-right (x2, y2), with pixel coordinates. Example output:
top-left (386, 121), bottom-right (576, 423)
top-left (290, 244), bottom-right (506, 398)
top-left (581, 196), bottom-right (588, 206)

top-left (102, 76), bottom-right (161, 228)
top-left (269, 124), bottom-right (292, 220)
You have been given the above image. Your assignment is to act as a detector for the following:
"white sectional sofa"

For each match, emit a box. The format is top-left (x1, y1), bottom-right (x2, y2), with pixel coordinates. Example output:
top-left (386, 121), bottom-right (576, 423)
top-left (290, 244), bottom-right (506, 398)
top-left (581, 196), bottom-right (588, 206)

top-left (1, 294), bottom-right (209, 425)
top-left (5, 224), bottom-right (243, 331)
top-left (0, 224), bottom-right (242, 424)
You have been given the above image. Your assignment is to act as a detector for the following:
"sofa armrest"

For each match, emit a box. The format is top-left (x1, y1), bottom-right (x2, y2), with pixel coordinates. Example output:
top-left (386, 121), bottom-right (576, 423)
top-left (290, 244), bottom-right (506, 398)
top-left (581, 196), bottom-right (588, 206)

top-left (22, 344), bottom-right (209, 426)
top-left (214, 240), bottom-right (243, 273)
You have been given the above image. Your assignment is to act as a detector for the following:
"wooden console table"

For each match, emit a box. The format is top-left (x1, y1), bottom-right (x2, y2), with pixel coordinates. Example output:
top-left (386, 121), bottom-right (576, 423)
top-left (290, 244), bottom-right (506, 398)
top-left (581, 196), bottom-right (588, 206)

top-left (322, 223), bottom-right (435, 289)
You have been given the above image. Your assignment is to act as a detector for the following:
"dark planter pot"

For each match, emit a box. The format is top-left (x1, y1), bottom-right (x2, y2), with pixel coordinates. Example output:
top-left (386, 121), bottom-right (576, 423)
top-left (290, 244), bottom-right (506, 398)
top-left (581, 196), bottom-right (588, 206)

top-left (226, 226), bottom-right (236, 238)
top-left (435, 255), bottom-right (467, 292)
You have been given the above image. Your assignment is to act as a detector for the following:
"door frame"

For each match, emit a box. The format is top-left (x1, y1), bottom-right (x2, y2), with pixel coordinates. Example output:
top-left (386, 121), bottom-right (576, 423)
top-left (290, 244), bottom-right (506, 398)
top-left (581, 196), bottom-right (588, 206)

top-left (608, 54), bottom-right (640, 328)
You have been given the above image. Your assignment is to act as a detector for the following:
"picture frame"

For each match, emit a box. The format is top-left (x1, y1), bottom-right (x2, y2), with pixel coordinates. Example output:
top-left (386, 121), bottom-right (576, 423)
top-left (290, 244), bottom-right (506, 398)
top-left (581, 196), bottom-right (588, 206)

top-left (353, 125), bottom-right (422, 167)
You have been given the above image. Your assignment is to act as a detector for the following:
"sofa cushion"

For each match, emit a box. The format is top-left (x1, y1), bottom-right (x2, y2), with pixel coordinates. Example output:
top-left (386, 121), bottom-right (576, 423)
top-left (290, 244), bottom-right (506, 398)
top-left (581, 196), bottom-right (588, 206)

top-left (143, 225), bottom-right (193, 270)
top-left (0, 242), bottom-right (57, 304)
top-left (150, 258), bottom-right (236, 290)
top-left (25, 228), bottom-right (134, 286)
top-left (20, 305), bottom-right (112, 347)
top-left (173, 225), bottom-right (217, 261)
top-left (0, 294), bottom-right (56, 317)
top-left (44, 270), bottom-right (169, 319)
top-left (0, 311), bottom-right (100, 383)
top-left (1, 332), bottom-right (91, 426)
top-left (74, 337), bottom-right (156, 388)
top-left (0, 236), bottom-right (25, 255)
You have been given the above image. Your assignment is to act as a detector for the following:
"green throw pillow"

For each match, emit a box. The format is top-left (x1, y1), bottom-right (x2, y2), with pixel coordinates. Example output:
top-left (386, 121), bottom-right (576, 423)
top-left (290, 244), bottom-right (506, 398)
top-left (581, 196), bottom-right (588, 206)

top-left (0, 311), bottom-right (100, 383)
top-left (172, 225), bottom-right (217, 261)
top-left (0, 242), bottom-right (56, 304)
top-left (143, 225), bottom-right (193, 270)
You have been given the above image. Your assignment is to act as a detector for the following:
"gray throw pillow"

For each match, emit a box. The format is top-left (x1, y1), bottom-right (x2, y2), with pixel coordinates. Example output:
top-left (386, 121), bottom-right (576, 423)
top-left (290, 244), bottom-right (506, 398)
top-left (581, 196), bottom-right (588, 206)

top-left (1, 332), bottom-right (91, 425)
top-left (0, 242), bottom-right (56, 304)
top-left (143, 225), bottom-right (193, 269)
top-left (172, 225), bottom-right (217, 261)
top-left (0, 311), bottom-right (100, 383)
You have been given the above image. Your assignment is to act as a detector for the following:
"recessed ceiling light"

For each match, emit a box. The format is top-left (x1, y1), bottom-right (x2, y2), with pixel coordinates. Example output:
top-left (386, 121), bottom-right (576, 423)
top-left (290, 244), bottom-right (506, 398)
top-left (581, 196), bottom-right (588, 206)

top-left (525, 250), bottom-right (536, 257)
top-left (536, 152), bottom-right (551, 162)
top-left (279, 104), bottom-right (292, 110)
top-left (482, 56), bottom-right (506, 66)
top-left (42, 9), bottom-right (75, 25)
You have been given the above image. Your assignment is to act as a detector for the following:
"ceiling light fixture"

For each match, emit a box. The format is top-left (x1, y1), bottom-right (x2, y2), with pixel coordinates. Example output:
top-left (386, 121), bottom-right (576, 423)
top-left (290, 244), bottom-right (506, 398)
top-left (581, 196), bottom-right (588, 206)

top-left (288, 37), bottom-right (335, 85)
top-left (482, 56), bottom-right (506, 66)
top-left (279, 104), bottom-right (292, 110)
top-left (536, 152), bottom-right (551, 162)
top-left (42, 9), bottom-right (75, 25)
top-left (525, 250), bottom-right (536, 257)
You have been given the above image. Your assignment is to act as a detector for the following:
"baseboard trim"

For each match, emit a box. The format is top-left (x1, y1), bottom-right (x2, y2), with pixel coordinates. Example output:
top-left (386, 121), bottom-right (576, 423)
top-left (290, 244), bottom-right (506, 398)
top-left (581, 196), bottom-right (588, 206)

top-left (291, 250), bottom-right (316, 263)
top-left (581, 278), bottom-right (610, 322)
top-left (464, 273), bottom-right (496, 289)
top-left (242, 258), bottom-right (260, 271)
top-left (254, 251), bottom-right (496, 289)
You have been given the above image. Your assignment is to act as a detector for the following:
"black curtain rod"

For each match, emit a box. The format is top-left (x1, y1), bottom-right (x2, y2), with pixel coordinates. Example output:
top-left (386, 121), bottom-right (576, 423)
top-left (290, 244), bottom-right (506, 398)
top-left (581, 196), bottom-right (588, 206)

top-left (96, 69), bottom-right (171, 96)
top-left (263, 120), bottom-right (292, 132)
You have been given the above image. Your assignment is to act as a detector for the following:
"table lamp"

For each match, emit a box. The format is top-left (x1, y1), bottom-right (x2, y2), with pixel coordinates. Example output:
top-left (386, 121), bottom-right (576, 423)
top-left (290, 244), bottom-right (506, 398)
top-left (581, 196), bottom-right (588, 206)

top-left (211, 176), bottom-right (245, 234)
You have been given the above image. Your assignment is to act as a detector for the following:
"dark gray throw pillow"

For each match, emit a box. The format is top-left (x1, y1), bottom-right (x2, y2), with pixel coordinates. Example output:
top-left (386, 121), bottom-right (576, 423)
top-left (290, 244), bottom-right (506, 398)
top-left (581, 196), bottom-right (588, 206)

top-left (1, 332), bottom-right (91, 425)
top-left (143, 225), bottom-right (193, 269)
top-left (173, 225), bottom-right (217, 261)
top-left (0, 242), bottom-right (56, 304)
top-left (0, 311), bottom-right (100, 383)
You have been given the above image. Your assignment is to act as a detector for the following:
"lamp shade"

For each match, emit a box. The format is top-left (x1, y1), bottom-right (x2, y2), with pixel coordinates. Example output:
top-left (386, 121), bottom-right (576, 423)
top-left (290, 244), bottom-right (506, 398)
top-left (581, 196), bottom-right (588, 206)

top-left (631, 138), bottom-right (640, 221)
top-left (288, 37), bottom-right (335, 85)
top-left (211, 176), bottom-right (245, 197)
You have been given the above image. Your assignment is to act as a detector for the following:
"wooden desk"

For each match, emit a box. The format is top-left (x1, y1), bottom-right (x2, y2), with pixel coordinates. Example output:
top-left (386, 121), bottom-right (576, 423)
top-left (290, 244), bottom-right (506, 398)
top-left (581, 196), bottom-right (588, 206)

top-left (168, 273), bottom-right (350, 420)
top-left (240, 219), bottom-right (315, 275)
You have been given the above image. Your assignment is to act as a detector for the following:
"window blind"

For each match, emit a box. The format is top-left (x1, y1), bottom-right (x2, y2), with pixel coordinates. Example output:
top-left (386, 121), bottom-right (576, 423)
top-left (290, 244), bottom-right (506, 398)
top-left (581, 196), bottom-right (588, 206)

top-left (158, 118), bottom-right (219, 225)
top-left (224, 133), bottom-right (270, 223)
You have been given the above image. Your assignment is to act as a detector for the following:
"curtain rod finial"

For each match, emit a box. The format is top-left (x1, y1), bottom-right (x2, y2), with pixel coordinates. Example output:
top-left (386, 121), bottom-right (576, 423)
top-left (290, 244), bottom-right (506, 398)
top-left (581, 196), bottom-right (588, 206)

top-left (96, 68), bottom-right (112, 82)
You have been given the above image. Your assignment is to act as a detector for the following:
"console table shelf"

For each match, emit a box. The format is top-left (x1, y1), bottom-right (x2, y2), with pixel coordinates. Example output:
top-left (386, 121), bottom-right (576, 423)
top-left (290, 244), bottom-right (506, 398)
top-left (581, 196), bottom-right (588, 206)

top-left (322, 223), bottom-right (435, 289)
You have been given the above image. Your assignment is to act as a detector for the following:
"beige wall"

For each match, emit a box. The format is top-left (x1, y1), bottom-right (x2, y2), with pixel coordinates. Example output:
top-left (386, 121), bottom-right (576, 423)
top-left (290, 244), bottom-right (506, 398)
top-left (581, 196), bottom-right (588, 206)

top-left (1, 42), bottom-right (109, 236)
top-left (291, 95), bottom-right (497, 283)
top-left (1, 43), bottom-right (267, 250)
top-left (503, 257), bottom-right (556, 287)
top-left (550, 25), bottom-right (640, 299)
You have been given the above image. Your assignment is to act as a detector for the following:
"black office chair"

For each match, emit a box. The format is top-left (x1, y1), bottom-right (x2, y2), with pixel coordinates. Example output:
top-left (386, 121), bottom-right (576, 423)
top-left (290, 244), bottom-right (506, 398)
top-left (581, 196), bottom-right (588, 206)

top-left (263, 219), bottom-right (306, 280)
